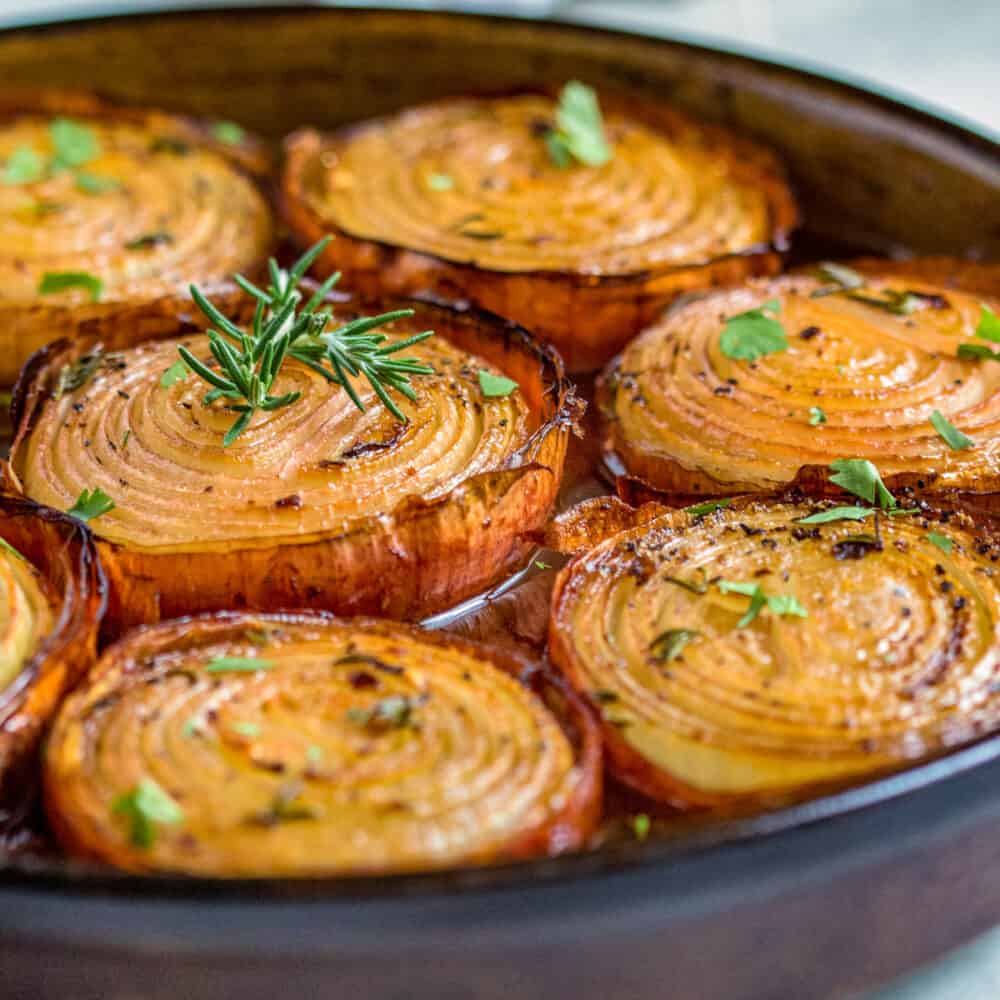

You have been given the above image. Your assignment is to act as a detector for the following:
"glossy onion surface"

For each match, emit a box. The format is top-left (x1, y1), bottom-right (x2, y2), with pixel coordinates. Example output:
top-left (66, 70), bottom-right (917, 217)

top-left (599, 271), bottom-right (1000, 496)
top-left (549, 498), bottom-right (1000, 809)
top-left (45, 614), bottom-right (601, 876)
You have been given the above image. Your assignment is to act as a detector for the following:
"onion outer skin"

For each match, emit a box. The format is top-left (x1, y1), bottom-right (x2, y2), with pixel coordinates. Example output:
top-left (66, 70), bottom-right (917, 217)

top-left (0, 88), bottom-right (274, 386)
top-left (548, 493), bottom-right (1000, 811)
top-left (280, 93), bottom-right (797, 372)
top-left (43, 611), bottom-right (602, 876)
top-left (0, 496), bottom-right (105, 829)
top-left (6, 296), bottom-right (579, 637)
top-left (598, 262), bottom-right (1000, 500)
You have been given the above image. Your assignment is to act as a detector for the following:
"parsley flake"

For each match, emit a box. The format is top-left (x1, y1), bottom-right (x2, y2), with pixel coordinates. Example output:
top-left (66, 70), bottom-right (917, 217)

top-left (930, 410), bottom-right (974, 451)
top-left (67, 487), bottom-right (114, 523)
top-left (205, 656), bottom-right (273, 673)
top-left (927, 532), bottom-right (953, 555)
top-left (478, 370), bottom-right (518, 398)
top-left (211, 121), bottom-right (245, 144)
top-left (427, 173), bottom-right (455, 191)
top-left (718, 580), bottom-right (807, 628)
top-left (797, 506), bottom-right (876, 525)
top-left (719, 300), bottom-right (787, 362)
top-left (684, 499), bottom-right (732, 517)
top-left (75, 171), bottom-right (120, 194)
top-left (649, 628), bottom-right (700, 662)
top-left (811, 261), bottom-right (865, 297)
top-left (38, 271), bottom-right (103, 302)
top-left (544, 81), bottom-right (612, 169)
top-left (976, 304), bottom-right (1000, 343)
top-left (160, 359), bottom-right (190, 388)
top-left (630, 813), bottom-right (651, 841)
top-left (112, 778), bottom-right (183, 848)
top-left (828, 458), bottom-right (896, 510)
top-left (809, 406), bottom-right (826, 426)
top-left (2, 146), bottom-right (44, 185)
top-left (50, 118), bottom-right (100, 171)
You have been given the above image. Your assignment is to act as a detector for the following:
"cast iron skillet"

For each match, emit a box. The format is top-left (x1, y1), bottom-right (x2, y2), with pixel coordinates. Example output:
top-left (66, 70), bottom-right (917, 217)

top-left (1, 7), bottom-right (999, 999)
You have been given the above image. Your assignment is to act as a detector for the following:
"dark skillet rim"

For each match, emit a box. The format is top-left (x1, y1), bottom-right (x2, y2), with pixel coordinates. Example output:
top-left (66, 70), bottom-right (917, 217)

top-left (0, 3), bottom-right (998, 904)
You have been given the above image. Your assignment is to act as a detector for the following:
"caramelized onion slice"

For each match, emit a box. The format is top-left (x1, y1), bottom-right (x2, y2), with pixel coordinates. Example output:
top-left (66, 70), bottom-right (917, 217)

top-left (549, 497), bottom-right (1000, 810)
top-left (281, 93), bottom-right (796, 370)
top-left (599, 267), bottom-right (1000, 497)
top-left (0, 496), bottom-right (105, 827)
top-left (0, 89), bottom-right (274, 385)
top-left (45, 613), bottom-right (601, 876)
top-left (7, 297), bottom-right (577, 634)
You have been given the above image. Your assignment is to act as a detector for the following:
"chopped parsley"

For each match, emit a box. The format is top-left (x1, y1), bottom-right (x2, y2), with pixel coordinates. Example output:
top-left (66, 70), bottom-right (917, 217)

top-left (67, 487), bottom-right (115, 523)
top-left (649, 628), bottom-right (700, 662)
top-left (478, 370), bottom-right (518, 398)
top-left (544, 81), bottom-right (612, 169)
top-left (39, 271), bottom-right (103, 302)
top-left (719, 300), bottom-right (787, 362)
top-left (112, 778), bottom-right (183, 848)
top-left (930, 410), bottom-right (974, 451)
top-left (205, 656), bottom-right (273, 673)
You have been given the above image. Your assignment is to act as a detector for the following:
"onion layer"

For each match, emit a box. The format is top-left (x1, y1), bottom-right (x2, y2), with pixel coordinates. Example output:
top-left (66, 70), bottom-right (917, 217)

top-left (549, 497), bottom-right (1000, 809)
top-left (598, 265), bottom-right (1000, 497)
top-left (0, 497), bottom-right (105, 828)
top-left (0, 89), bottom-right (274, 385)
top-left (44, 613), bottom-right (601, 876)
top-left (7, 297), bottom-right (577, 634)
top-left (281, 93), bottom-right (796, 370)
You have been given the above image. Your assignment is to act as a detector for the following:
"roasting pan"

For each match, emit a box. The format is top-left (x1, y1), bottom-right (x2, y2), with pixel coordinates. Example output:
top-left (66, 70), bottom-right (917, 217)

top-left (0, 7), bottom-right (999, 999)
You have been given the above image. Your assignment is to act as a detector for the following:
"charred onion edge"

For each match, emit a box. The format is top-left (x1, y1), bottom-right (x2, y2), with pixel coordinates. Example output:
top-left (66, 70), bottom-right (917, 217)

top-left (279, 89), bottom-right (798, 372)
top-left (44, 611), bottom-right (603, 873)
top-left (0, 495), bottom-right (106, 827)
top-left (597, 258), bottom-right (1000, 502)
top-left (0, 88), bottom-right (275, 380)
top-left (548, 489), bottom-right (1000, 811)
top-left (6, 294), bottom-right (580, 636)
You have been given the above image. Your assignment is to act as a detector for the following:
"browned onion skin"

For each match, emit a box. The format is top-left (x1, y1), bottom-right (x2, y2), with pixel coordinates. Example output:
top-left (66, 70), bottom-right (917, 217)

top-left (280, 92), bottom-right (797, 371)
top-left (6, 296), bottom-right (579, 637)
top-left (0, 496), bottom-right (105, 828)
top-left (549, 494), bottom-right (1000, 811)
top-left (0, 89), bottom-right (274, 385)
top-left (44, 612), bottom-right (602, 875)
top-left (598, 262), bottom-right (1000, 500)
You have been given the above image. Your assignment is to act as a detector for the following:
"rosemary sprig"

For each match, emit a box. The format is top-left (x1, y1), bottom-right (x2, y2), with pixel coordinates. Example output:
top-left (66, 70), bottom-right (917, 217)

top-left (181, 238), bottom-right (434, 444)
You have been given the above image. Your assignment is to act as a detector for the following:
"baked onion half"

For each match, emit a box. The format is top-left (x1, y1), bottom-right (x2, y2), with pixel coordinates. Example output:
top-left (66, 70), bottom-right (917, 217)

top-left (281, 89), bottom-right (796, 371)
top-left (549, 495), bottom-right (1000, 810)
top-left (0, 89), bottom-right (274, 385)
top-left (44, 612), bottom-right (601, 876)
top-left (598, 262), bottom-right (1000, 498)
top-left (6, 295), bottom-right (576, 634)
top-left (0, 496), bottom-right (105, 828)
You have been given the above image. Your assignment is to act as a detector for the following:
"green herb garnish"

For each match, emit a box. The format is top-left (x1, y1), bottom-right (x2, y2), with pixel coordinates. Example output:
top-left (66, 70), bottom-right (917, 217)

top-left (630, 813), bottom-right (651, 841)
top-left (112, 778), bottom-right (183, 848)
top-left (39, 271), bottom-right (103, 302)
top-left (649, 628), bottom-right (700, 662)
top-left (797, 506), bottom-right (875, 525)
top-left (55, 351), bottom-right (106, 397)
top-left (684, 499), bottom-right (732, 517)
top-left (67, 487), bottom-right (114, 523)
top-left (811, 261), bottom-right (865, 298)
top-left (478, 370), bottom-right (518, 398)
top-left (181, 237), bottom-right (434, 444)
top-left (927, 532), bottom-right (953, 555)
top-left (809, 406), bottom-right (826, 426)
top-left (719, 300), bottom-right (787, 361)
top-left (535, 559), bottom-right (551, 570)
top-left (828, 458), bottom-right (896, 510)
top-left (718, 580), bottom-right (807, 628)
top-left (544, 81), bottom-right (612, 169)
top-left (976, 305), bottom-right (1000, 343)
top-left (2, 146), bottom-right (44, 185)
top-left (230, 722), bottom-right (261, 738)
top-left (930, 410), bottom-right (974, 451)
top-left (159, 359), bottom-right (190, 388)
top-left (212, 121), bottom-right (245, 144)
top-left (50, 118), bottom-right (99, 171)
top-left (205, 656), bottom-right (273, 673)
top-left (75, 171), bottom-right (120, 194)
top-left (427, 173), bottom-right (455, 191)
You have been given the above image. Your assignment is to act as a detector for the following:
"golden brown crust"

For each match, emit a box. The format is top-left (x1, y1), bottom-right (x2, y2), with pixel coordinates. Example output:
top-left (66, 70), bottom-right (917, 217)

top-left (598, 262), bottom-right (1000, 500)
top-left (280, 91), bottom-right (797, 371)
top-left (6, 295), bottom-right (579, 636)
top-left (44, 612), bottom-right (602, 876)
top-left (549, 493), bottom-right (1000, 810)
top-left (0, 88), bottom-right (275, 385)
top-left (0, 496), bottom-right (105, 828)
